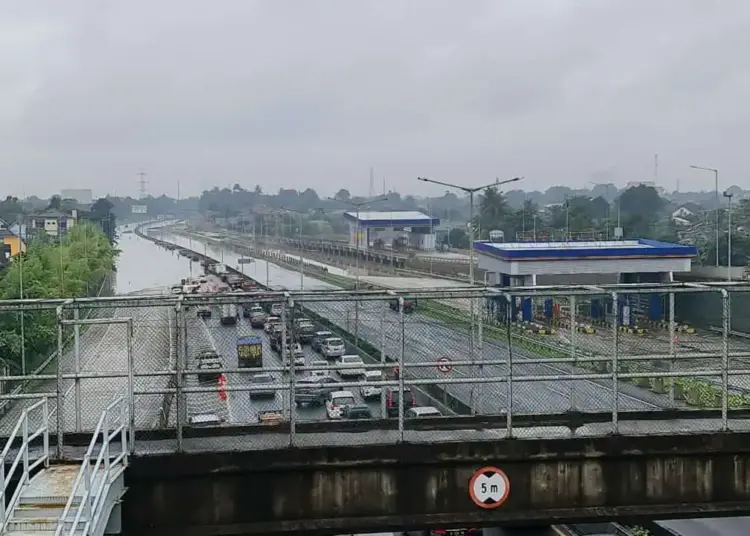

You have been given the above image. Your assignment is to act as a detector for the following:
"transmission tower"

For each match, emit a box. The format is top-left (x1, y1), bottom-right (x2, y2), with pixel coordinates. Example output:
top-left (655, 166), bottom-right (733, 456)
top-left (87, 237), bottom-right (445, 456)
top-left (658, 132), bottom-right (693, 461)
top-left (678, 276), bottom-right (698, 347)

top-left (137, 171), bottom-right (147, 199)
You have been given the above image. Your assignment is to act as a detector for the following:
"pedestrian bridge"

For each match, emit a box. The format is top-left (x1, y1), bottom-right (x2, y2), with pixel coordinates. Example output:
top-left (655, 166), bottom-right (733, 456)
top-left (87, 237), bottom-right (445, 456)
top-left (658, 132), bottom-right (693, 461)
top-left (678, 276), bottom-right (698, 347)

top-left (2, 285), bottom-right (750, 533)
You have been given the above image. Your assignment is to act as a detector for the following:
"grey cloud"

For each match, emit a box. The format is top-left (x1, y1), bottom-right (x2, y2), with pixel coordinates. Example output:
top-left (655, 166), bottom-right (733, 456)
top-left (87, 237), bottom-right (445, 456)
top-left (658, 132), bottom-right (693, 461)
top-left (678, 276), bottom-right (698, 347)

top-left (2, 0), bottom-right (750, 198)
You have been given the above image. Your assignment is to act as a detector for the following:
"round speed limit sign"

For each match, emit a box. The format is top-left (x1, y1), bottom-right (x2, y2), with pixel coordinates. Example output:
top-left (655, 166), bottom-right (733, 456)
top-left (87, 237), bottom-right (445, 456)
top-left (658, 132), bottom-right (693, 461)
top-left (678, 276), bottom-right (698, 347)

top-left (469, 466), bottom-right (510, 509)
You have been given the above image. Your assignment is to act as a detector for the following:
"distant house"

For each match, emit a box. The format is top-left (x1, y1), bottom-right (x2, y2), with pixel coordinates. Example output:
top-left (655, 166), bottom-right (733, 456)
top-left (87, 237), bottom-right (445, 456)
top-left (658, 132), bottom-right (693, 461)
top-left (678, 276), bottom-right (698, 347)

top-left (25, 209), bottom-right (78, 239)
top-left (671, 203), bottom-right (702, 222)
top-left (0, 218), bottom-right (25, 259)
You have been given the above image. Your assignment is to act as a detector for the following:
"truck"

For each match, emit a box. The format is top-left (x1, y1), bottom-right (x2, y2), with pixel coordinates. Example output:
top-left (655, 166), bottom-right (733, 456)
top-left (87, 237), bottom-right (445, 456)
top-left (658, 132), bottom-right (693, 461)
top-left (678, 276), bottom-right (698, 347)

top-left (237, 335), bottom-right (263, 368)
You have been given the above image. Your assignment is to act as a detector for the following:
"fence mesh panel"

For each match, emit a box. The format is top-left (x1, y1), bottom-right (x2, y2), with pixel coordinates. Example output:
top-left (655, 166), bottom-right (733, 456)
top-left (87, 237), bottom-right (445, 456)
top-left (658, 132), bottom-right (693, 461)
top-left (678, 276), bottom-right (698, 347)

top-left (0, 286), bottom-right (747, 453)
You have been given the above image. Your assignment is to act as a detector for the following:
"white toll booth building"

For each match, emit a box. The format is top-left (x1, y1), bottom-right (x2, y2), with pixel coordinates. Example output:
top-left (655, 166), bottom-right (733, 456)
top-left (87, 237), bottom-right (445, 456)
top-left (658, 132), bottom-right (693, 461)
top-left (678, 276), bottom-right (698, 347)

top-left (473, 238), bottom-right (698, 326)
top-left (344, 211), bottom-right (440, 251)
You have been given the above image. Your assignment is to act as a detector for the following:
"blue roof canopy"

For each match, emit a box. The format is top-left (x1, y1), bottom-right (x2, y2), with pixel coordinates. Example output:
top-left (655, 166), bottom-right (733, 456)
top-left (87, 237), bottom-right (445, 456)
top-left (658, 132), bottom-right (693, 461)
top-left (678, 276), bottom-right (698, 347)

top-left (473, 239), bottom-right (697, 261)
top-left (343, 210), bottom-right (440, 227)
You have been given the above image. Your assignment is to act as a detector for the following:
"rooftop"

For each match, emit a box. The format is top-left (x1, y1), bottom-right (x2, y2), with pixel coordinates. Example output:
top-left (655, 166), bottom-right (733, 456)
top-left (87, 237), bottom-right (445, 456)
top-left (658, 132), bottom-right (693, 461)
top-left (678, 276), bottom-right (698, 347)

top-left (343, 211), bottom-right (440, 226)
top-left (474, 239), bottom-right (697, 260)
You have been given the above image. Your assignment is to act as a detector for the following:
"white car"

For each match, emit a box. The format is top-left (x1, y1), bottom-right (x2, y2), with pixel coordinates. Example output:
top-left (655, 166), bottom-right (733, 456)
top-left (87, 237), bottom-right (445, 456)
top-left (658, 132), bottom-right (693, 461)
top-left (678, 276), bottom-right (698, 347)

top-left (310, 360), bottom-right (330, 376)
top-left (264, 316), bottom-right (280, 334)
top-left (337, 355), bottom-right (365, 378)
top-left (322, 338), bottom-right (346, 359)
top-left (286, 343), bottom-right (305, 367)
top-left (360, 370), bottom-right (383, 399)
top-left (325, 390), bottom-right (356, 419)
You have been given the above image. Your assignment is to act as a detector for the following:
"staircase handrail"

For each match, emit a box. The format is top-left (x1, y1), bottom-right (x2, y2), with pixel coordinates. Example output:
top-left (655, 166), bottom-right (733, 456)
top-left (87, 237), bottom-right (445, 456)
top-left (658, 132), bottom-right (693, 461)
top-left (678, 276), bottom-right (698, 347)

top-left (0, 397), bottom-right (50, 531)
top-left (55, 395), bottom-right (128, 536)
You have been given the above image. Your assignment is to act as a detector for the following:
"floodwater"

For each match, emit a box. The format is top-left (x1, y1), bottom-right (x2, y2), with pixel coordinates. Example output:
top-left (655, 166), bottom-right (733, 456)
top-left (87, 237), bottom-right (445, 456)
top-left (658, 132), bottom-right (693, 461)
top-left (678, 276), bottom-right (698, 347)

top-left (113, 225), bottom-right (335, 295)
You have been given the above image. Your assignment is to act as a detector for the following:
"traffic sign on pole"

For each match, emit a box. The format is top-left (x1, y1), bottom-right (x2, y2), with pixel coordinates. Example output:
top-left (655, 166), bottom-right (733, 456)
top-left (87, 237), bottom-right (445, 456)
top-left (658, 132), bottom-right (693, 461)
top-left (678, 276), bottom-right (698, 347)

top-left (436, 356), bottom-right (452, 373)
top-left (469, 466), bottom-right (510, 509)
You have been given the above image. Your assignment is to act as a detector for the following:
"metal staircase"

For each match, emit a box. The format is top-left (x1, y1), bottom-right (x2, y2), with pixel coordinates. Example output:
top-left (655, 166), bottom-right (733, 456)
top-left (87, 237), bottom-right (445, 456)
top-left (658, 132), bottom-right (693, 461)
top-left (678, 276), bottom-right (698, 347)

top-left (0, 397), bottom-right (129, 536)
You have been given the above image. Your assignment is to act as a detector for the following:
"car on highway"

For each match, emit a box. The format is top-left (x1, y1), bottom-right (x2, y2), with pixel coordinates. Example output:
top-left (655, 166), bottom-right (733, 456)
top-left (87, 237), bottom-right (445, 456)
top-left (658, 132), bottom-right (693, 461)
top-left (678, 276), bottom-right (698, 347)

top-left (197, 306), bottom-right (212, 319)
top-left (360, 370), bottom-right (383, 399)
top-left (257, 409), bottom-right (284, 425)
top-left (294, 376), bottom-right (341, 406)
top-left (325, 390), bottom-right (356, 419)
top-left (271, 332), bottom-right (293, 353)
top-left (284, 343), bottom-right (305, 367)
top-left (196, 351), bottom-right (222, 384)
top-left (405, 406), bottom-right (442, 418)
top-left (311, 331), bottom-right (334, 352)
top-left (250, 312), bottom-right (266, 328)
top-left (270, 302), bottom-right (283, 316)
top-left (264, 316), bottom-right (281, 333)
top-left (295, 319), bottom-right (316, 344)
top-left (249, 373), bottom-right (277, 399)
top-left (244, 304), bottom-right (264, 318)
top-left (322, 337), bottom-right (346, 359)
top-left (220, 304), bottom-right (238, 326)
top-left (309, 359), bottom-right (330, 376)
top-left (337, 355), bottom-right (365, 378)
top-left (384, 386), bottom-right (417, 417)
top-left (341, 404), bottom-right (373, 420)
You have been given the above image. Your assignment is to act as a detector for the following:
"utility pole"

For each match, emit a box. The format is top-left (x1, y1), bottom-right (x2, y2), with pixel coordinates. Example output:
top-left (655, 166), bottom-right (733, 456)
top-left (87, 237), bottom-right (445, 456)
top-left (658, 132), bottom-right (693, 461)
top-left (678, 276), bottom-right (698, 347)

top-left (137, 171), bottom-right (148, 200)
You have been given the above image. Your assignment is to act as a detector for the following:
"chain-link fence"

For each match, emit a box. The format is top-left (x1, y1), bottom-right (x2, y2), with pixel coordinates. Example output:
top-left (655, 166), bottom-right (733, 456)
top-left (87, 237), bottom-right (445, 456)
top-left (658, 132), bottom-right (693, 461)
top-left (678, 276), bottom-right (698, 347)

top-left (0, 285), bottom-right (748, 455)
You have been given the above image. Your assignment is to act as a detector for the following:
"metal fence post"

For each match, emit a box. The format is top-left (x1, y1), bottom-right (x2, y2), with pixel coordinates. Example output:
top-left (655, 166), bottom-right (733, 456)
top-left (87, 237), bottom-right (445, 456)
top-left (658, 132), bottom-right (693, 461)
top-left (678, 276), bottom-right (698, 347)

top-left (126, 319), bottom-right (135, 453)
top-left (611, 292), bottom-right (619, 433)
top-left (175, 300), bottom-right (185, 452)
top-left (287, 296), bottom-right (297, 447)
top-left (569, 294), bottom-right (576, 410)
top-left (398, 297), bottom-right (405, 442)
top-left (668, 292), bottom-right (675, 403)
top-left (56, 301), bottom-right (70, 459)
top-left (504, 293), bottom-right (513, 438)
top-left (720, 289), bottom-right (729, 431)
top-left (74, 308), bottom-right (81, 432)
top-left (477, 293), bottom-right (484, 415)
top-left (281, 294), bottom-right (291, 443)
top-left (380, 303), bottom-right (387, 418)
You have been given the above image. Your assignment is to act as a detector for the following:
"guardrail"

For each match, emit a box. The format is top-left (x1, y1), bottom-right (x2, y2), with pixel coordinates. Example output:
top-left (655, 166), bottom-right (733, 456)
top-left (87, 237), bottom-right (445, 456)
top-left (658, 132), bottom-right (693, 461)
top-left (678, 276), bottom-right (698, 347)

top-left (0, 398), bottom-right (49, 531)
top-left (55, 395), bottom-right (128, 536)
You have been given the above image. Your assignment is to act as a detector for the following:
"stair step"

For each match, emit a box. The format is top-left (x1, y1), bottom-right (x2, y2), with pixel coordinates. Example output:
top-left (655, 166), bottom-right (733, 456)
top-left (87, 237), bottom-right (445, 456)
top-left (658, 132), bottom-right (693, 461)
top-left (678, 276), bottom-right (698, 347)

top-left (6, 517), bottom-right (88, 531)
top-left (12, 504), bottom-right (78, 519)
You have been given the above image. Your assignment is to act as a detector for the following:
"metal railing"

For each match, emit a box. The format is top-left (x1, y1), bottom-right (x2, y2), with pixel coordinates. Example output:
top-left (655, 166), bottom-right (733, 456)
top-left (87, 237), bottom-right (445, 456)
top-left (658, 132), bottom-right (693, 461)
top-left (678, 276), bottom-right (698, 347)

top-left (0, 397), bottom-right (50, 531)
top-left (0, 282), bottom-right (749, 453)
top-left (55, 395), bottom-right (128, 536)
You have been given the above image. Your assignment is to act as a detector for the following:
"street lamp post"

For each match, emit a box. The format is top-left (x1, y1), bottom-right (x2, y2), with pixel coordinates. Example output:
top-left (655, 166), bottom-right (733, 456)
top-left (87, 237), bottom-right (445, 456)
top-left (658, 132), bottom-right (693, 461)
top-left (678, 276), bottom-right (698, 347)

top-left (690, 165), bottom-right (720, 266)
top-left (417, 176), bottom-right (522, 414)
top-left (724, 191), bottom-right (733, 281)
top-left (329, 195), bottom-right (388, 346)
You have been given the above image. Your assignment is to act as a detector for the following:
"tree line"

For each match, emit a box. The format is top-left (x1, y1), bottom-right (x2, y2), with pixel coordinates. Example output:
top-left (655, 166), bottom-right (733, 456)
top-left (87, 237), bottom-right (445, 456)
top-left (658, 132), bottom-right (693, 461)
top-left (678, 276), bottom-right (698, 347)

top-left (0, 223), bottom-right (118, 373)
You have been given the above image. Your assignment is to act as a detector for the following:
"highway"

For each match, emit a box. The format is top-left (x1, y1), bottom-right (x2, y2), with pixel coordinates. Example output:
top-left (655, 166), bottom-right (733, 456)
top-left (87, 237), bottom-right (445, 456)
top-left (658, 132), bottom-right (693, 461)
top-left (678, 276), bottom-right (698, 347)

top-left (164, 231), bottom-right (676, 417)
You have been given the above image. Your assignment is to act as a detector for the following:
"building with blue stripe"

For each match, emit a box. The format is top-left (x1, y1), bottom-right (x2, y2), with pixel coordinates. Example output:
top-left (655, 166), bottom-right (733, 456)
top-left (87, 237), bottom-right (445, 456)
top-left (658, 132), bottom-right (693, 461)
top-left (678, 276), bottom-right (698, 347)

top-left (475, 239), bottom-right (698, 325)
top-left (344, 211), bottom-right (440, 251)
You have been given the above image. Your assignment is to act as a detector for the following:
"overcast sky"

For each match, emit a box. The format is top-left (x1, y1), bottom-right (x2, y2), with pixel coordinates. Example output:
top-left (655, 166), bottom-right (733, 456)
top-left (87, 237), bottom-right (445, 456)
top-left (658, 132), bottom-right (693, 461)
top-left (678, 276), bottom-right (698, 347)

top-left (2, 0), bottom-right (749, 199)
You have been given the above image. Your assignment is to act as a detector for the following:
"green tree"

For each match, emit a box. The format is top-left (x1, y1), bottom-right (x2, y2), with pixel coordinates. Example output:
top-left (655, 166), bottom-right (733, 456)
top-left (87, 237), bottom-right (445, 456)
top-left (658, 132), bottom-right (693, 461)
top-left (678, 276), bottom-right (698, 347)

top-left (0, 222), bottom-right (117, 372)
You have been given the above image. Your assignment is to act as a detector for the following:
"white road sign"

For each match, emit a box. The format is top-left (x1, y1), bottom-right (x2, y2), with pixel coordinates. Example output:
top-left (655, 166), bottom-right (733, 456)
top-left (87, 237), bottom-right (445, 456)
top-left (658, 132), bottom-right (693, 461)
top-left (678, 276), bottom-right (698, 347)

top-left (131, 205), bottom-right (148, 214)
top-left (469, 466), bottom-right (510, 509)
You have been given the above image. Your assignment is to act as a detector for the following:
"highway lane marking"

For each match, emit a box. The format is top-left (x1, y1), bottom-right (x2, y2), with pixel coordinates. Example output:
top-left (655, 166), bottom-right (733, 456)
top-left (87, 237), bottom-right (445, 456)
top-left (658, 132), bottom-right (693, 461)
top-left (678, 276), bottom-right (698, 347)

top-left (50, 309), bottom-right (128, 421)
top-left (200, 316), bottom-right (234, 424)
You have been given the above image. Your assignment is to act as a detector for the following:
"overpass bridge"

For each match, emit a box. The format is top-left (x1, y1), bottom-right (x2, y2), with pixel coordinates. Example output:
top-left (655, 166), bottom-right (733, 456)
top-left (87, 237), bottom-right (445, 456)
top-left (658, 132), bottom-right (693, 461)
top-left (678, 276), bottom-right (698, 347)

top-left (3, 270), bottom-right (750, 532)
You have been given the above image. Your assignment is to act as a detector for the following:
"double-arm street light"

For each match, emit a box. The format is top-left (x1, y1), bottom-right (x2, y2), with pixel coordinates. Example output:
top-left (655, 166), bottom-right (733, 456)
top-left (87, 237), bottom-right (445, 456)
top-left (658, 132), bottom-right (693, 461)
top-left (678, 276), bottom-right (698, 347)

top-left (416, 176), bottom-right (523, 286)
top-left (689, 165), bottom-right (720, 267)
top-left (416, 176), bottom-right (522, 415)
top-left (329, 195), bottom-right (388, 345)
top-left (280, 206), bottom-right (309, 290)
